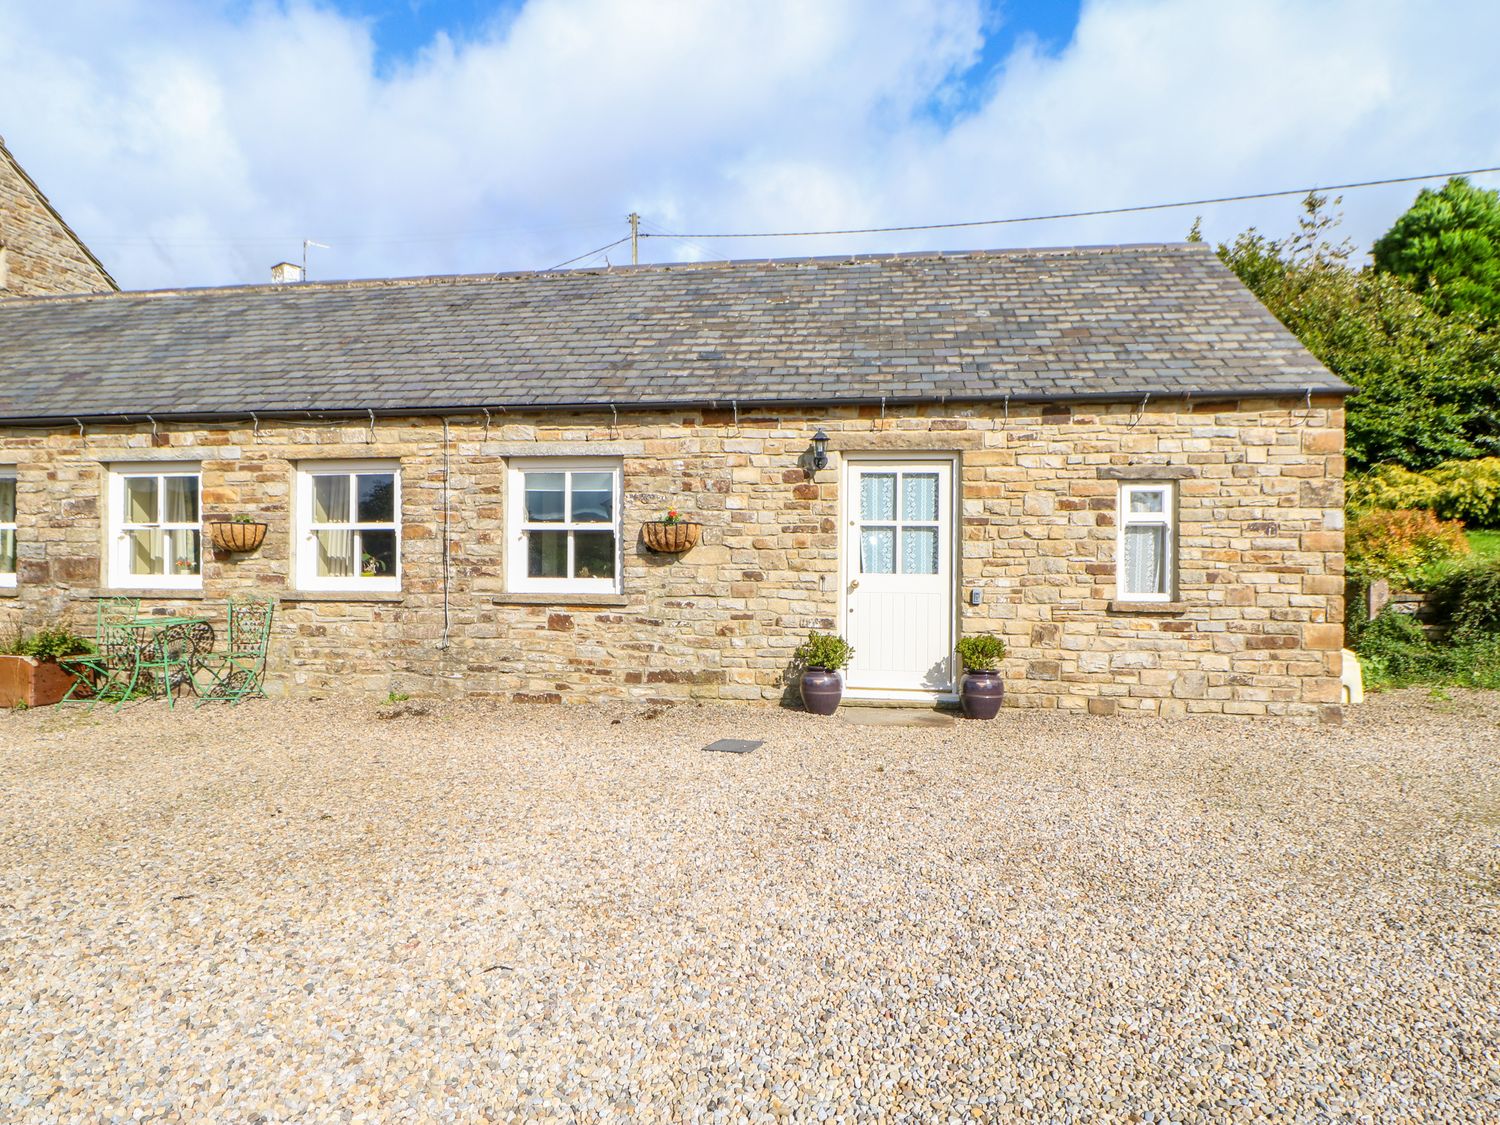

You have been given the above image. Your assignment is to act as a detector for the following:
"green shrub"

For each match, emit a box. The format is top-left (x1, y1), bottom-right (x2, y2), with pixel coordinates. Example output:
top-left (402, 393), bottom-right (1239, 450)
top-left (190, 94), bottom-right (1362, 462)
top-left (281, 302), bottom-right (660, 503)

top-left (956, 634), bottom-right (1007, 672)
top-left (1348, 457), bottom-right (1500, 527)
top-left (1354, 607), bottom-right (1500, 691)
top-left (1435, 558), bottom-right (1500, 640)
top-left (1346, 463), bottom-right (1442, 515)
top-left (1345, 508), bottom-right (1470, 588)
top-left (794, 631), bottom-right (854, 671)
top-left (2, 627), bottom-right (92, 660)
top-left (1425, 457), bottom-right (1500, 526)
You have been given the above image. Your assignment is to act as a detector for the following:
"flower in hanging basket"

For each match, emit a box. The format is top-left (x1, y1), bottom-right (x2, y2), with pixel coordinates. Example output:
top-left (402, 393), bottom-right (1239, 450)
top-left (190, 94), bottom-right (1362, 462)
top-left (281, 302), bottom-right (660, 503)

top-left (663, 508), bottom-right (683, 525)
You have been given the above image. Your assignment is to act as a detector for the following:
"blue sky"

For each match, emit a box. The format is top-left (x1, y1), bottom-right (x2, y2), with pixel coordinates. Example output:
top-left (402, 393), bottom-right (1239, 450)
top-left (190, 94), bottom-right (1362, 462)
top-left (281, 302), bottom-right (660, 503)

top-left (337, 0), bottom-right (1082, 83)
top-left (1, 0), bottom-right (1496, 288)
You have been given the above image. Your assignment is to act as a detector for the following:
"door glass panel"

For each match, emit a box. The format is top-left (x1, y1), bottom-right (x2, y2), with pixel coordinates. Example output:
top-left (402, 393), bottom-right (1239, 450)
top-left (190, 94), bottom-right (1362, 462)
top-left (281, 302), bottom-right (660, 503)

top-left (313, 529), bottom-right (356, 577)
top-left (0, 529), bottom-right (13, 575)
top-left (860, 527), bottom-right (896, 574)
top-left (901, 474), bottom-right (938, 521)
top-left (859, 473), bottom-right (896, 521)
top-left (164, 476), bottom-right (199, 523)
top-left (1129, 489), bottom-right (1165, 514)
top-left (571, 472), bottom-right (614, 523)
top-left (1123, 525), bottom-right (1167, 595)
top-left (360, 529), bottom-right (397, 577)
top-left (0, 478), bottom-right (14, 522)
top-left (524, 473), bottom-right (566, 522)
top-left (527, 529), bottom-right (568, 577)
top-left (124, 477), bottom-right (158, 524)
top-left (312, 475), bottom-right (351, 524)
top-left (901, 527), bottom-right (938, 574)
top-left (574, 531), bottom-right (616, 579)
top-left (357, 473), bottom-right (396, 523)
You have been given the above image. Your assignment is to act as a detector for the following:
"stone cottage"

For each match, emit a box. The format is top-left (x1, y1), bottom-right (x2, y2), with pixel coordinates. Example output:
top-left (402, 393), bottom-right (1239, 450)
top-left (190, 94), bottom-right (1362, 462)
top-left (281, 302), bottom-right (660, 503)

top-left (0, 245), bottom-right (1349, 719)
top-left (0, 135), bottom-right (117, 298)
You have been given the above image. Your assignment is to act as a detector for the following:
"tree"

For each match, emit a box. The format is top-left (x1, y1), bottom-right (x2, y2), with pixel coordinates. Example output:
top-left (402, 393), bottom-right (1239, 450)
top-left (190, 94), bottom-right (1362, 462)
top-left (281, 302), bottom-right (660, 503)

top-left (1216, 194), bottom-right (1500, 470)
top-left (1372, 176), bottom-right (1500, 324)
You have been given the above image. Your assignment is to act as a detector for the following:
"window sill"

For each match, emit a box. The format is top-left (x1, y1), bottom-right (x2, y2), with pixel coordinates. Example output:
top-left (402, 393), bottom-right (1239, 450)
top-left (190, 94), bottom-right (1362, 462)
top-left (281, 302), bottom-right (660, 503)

top-left (1108, 600), bottom-right (1188, 614)
top-left (281, 591), bottom-right (407, 604)
top-left (492, 593), bottom-right (629, 608)
top-left (0, 586), bottom-right (18, 599)
top-left (81, 588), bottom-right (207, 601)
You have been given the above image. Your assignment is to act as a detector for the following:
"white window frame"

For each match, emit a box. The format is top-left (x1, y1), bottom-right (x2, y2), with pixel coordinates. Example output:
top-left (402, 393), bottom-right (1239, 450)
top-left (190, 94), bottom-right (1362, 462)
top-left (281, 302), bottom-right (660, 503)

top-left (506, 458), bottom-right (623, 594)
top-left (0, 468), bottom-right (16, 587)
top-left (294, 460), bottom-right (402, 593)
top-left (107, 464), bottom-right (204, 590)
top-left (1116, 482), bottom-right (1175, 603)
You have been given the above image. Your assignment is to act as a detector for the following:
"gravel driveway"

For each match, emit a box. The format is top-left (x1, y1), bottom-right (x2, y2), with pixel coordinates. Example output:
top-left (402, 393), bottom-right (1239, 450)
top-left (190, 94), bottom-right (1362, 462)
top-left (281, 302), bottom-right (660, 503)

top-left (1, 693), bottom-right (1497, 1123)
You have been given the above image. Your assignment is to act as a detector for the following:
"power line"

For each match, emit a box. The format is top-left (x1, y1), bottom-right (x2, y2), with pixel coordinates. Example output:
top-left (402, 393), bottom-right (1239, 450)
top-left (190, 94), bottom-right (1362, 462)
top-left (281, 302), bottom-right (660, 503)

top-left (639, 164), bottom-right (1500, 242)
top-left (548, 234), bottom-right (632, 271)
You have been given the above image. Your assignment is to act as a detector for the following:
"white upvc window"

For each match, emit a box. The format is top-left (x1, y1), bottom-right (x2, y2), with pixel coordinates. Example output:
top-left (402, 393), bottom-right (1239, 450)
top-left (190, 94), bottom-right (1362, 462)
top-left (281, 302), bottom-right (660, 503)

top-left (506, 459), bottom-right (622, 594)
top-left (1117, 483), bottom-right (1175, 601)
top-left (0, 469), bottom-right (16, 587)
top-left (295, 461), bottom-right (401, 593)
top-left (108, 465), bottom-right (203, 589)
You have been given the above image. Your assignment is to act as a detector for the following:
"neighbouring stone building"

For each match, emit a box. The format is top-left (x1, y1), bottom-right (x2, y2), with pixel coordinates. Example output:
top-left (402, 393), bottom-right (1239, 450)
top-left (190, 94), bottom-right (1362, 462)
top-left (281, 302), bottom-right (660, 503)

top-left (0, 246), bottom-right (1349, 719)
top-left (0, 136), bottom-right (117, 297)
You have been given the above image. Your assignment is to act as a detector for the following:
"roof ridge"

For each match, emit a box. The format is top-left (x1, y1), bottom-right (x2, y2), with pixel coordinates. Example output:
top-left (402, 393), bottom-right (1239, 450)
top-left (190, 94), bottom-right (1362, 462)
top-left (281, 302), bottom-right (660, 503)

top-left (0, 241), bottom-right (1213, 305)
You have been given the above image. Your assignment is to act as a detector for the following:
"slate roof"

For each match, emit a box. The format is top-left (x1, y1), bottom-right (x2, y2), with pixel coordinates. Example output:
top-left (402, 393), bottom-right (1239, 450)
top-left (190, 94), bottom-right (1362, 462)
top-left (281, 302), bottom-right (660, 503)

top-left (0, 243), bottom-right (1347, 424)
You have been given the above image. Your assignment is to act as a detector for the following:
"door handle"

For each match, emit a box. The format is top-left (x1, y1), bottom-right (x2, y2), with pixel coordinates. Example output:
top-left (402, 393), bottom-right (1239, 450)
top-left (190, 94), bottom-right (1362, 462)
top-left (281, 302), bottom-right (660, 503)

top-left (848, 578), bottom-right (860, 591)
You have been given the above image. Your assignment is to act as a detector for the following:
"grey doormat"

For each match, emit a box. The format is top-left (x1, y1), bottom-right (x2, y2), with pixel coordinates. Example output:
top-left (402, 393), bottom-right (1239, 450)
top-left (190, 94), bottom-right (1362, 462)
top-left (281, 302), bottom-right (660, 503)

top-left (703, 738), bottom-right (763, 754)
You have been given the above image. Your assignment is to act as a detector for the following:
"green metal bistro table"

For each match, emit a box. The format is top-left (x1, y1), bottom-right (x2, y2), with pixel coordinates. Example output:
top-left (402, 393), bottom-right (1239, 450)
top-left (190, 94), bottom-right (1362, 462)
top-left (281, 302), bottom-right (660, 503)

top-left (126, 615), bottom-right (216, 709)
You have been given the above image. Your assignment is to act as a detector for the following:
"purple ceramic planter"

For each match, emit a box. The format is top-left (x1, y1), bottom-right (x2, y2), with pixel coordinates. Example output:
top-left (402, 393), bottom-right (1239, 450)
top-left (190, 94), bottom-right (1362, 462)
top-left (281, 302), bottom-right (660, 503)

top-left (960, 671), bottom-right (1004, 719)
top-left (800, 667), bottom-right (843, 715)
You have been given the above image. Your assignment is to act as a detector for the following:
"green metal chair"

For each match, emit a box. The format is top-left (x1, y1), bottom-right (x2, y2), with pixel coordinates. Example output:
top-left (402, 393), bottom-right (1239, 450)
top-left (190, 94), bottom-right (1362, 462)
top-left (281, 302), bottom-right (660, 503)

top-left (194, 596), bottom-right (275, 705)
top-left (59, 597), bottom-right (145, 708)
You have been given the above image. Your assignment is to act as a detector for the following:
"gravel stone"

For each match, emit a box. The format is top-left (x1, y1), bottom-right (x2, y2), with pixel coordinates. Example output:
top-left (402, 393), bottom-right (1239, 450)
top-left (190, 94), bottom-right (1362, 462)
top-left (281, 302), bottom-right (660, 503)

top-left (1, 691), bottom-right (1497, 1122)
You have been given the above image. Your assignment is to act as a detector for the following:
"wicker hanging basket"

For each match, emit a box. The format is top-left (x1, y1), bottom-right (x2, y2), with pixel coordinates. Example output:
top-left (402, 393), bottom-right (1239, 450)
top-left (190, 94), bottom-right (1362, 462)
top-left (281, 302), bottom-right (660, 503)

top-left (207, 521), bottom-right (268, 554)
top-left (642, 520), bottom-right (702, 553)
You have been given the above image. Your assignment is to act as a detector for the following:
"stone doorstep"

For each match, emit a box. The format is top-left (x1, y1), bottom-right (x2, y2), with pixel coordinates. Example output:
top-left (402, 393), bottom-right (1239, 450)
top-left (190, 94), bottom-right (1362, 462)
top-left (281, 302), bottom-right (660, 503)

top-left (838, 705), bottom-right (956, 728)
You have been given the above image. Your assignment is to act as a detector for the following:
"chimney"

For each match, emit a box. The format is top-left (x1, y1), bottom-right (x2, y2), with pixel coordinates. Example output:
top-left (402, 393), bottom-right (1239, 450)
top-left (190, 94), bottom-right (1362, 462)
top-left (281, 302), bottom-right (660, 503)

top-left (270, 261), bottom-right (304, 284)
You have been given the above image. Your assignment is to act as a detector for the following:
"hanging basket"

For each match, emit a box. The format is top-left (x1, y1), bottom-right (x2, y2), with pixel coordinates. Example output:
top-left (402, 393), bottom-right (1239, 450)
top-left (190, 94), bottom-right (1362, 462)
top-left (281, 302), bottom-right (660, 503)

top-left (642, 520), bottom-right (702, 553)
top-left (208, 521), bottom-right (268, 554)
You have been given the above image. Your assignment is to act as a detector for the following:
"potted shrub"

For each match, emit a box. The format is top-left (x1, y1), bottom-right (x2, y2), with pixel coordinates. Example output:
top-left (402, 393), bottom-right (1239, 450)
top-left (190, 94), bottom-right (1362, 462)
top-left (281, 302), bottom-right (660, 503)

top-left (794, 631), bottom-right (854, 716)
top-left (0, 627), bottom-right (94, 708)
top-left (207, 514), bottom-right (268, 554)
top-left (361, 552), bottom-right (387, 578)
top-left (956, 634), bottom-right (1007, 719)
top-left (642, 508), bottom-right (703, 553)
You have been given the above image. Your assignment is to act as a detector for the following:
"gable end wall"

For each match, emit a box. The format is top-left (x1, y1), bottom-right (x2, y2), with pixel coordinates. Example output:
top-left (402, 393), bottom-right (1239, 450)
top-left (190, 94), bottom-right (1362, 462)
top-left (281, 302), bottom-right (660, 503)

top-left (0, 148), bottom-right (115, 297)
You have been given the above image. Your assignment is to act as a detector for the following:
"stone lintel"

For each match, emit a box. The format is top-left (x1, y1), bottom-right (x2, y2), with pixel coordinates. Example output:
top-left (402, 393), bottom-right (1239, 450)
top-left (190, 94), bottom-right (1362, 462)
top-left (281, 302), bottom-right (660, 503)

top-left (1096, 465), bottom-right (1196, 480)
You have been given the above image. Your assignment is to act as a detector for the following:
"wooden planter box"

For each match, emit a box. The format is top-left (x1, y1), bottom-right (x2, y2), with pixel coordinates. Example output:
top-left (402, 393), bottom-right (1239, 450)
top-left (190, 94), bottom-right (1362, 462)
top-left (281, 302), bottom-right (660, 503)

top-left (642, 521), bottom-right (702, 553)
top-left (208, 521), bottom-right (267, 554)
top-left (0, 655), bottom-right (81, 708)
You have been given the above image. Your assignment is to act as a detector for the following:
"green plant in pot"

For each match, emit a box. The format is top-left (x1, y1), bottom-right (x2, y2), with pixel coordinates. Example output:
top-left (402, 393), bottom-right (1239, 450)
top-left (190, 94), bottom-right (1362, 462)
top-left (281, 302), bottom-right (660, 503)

top-left (956, 634), bottom-right (1007, 719)
top-left (794, 631), bottom-right (854, 716)
top-left (1, 627), bottom-right (94, 708)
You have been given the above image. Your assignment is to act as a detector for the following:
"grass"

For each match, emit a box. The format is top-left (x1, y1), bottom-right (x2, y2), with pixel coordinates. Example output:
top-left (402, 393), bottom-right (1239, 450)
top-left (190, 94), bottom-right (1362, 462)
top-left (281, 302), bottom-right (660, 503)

top-left (1468, 529), bottom-right (1500, 562)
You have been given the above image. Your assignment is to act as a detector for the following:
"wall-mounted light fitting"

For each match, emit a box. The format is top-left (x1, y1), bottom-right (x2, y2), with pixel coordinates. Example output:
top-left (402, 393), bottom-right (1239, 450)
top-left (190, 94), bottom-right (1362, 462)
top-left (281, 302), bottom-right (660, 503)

top-left (811, 428), bottom-right (830, 472)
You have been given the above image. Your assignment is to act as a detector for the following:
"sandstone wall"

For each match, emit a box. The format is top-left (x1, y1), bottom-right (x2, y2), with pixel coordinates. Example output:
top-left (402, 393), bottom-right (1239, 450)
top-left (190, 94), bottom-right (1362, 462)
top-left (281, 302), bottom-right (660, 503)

top-left (0, 142), bottom-right (115, 297)
top-left (0, 396), bottom-right (1345, 719)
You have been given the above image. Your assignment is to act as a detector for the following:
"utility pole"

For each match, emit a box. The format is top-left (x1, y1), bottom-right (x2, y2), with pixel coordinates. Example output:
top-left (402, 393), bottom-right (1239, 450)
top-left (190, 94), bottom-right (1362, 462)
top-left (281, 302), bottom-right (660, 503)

top-left (628, 212), bottom-right (640, 264)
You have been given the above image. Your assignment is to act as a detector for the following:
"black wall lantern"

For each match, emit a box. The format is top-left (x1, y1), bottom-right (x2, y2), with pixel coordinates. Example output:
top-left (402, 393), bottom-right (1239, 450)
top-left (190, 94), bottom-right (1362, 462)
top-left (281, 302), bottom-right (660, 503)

top-left (810, 428), bottom-right (830, 472)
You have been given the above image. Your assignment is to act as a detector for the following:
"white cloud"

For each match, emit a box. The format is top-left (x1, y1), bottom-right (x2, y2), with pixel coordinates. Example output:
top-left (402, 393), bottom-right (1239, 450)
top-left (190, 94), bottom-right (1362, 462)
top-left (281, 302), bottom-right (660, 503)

top-left (1, 0), bottom-right (1497, 289)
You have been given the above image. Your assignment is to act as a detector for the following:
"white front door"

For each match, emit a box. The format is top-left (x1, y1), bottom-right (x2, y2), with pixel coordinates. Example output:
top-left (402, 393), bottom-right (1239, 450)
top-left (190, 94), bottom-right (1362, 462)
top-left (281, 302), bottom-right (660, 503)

top-left (843, 459), bottom-right (955, 695)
